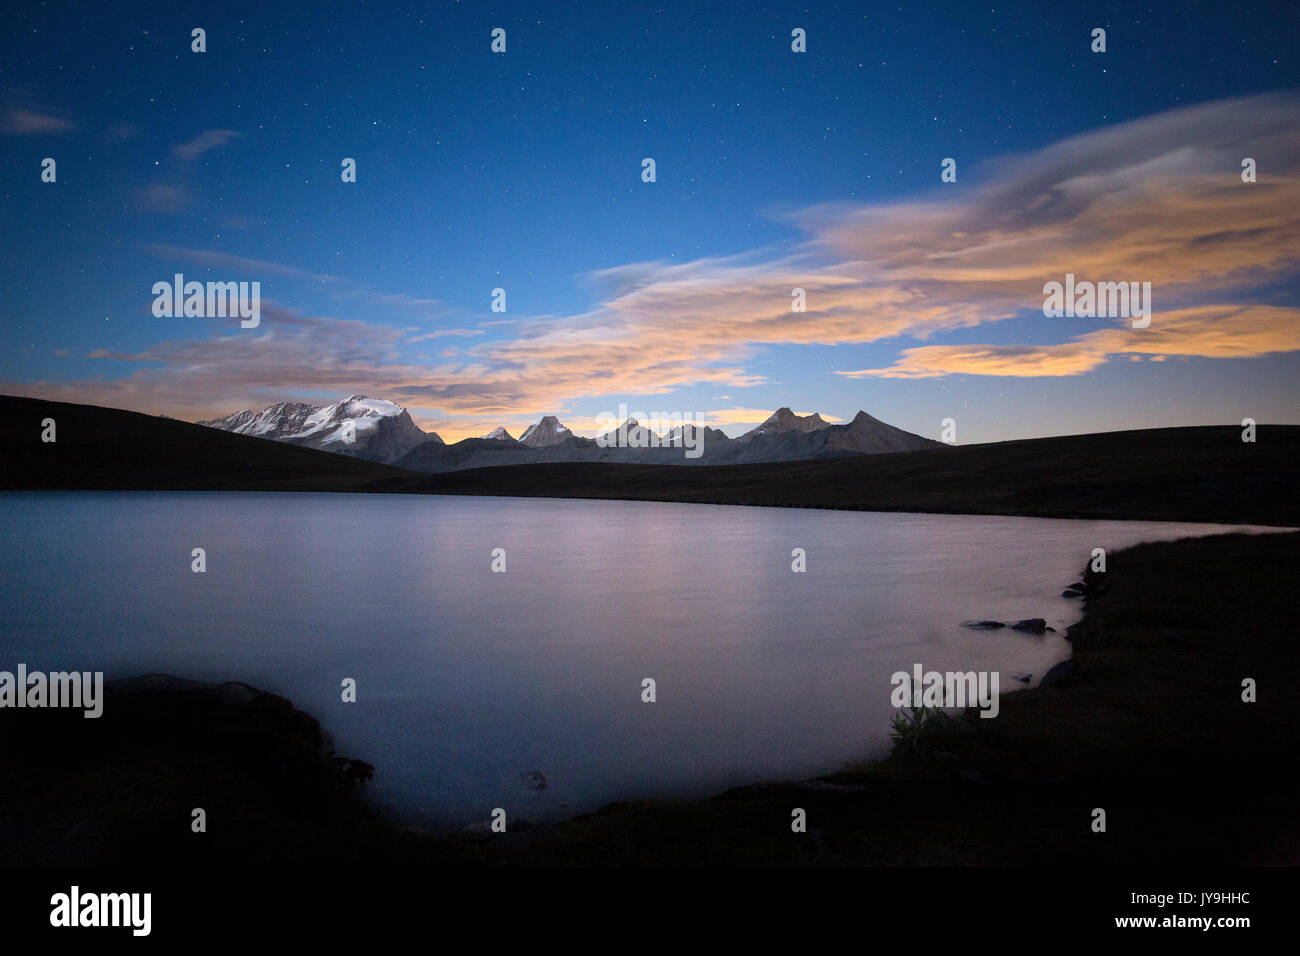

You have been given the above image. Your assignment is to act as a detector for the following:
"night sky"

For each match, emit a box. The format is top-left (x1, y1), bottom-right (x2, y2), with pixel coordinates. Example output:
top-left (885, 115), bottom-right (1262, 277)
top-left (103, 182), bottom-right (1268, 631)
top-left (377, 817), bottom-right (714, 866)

top-left (2, 1), bottom-right (1298, 442)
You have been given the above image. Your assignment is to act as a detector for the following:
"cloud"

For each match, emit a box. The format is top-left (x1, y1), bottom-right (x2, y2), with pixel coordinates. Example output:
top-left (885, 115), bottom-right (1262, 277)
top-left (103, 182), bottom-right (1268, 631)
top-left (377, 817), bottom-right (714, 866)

top-left (335, 290), bottom-right (446, 310)
top-left (15, 305), bottom-right (404, 420)
top-left (136, 184), bottom-right (191, 212)
top-left (840, 304), bottom-right (1300, 378)
top-left (406, 328), bottom-right (484, 342)
top-left (141, 244), bottom-right (338, 282)
top-left (172, 129), bottom-right (241, 161)
top-left (10, 93), bottom-right (1300, 424)
top-left (799, 91), bottom-right (1300, 277)
top-left (838, 342), bottom-right (1112, 379)
top-left (135, 130), bottom-right (241, 213)
top-left (3, 107), bottom-right (74, 135)
top-left (425, 94), bottom-right (1299, 402)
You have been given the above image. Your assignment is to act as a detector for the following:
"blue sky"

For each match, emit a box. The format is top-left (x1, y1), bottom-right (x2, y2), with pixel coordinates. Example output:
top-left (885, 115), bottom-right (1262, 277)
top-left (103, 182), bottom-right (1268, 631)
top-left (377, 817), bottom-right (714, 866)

top-left (2, 1), bottom-right (1298, 441)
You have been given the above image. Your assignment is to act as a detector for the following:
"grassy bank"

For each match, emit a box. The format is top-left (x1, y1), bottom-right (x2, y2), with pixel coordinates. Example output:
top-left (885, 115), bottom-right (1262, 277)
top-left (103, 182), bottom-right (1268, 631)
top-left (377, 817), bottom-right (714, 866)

top-left (478, 529), bottom-right (1300, 865)
top-left (412, 426), bottom-right (1300, 527)
top-left (4, 529), bottom-right (1296, 866)
top-left (4, 395), bottom-right (1298, 525)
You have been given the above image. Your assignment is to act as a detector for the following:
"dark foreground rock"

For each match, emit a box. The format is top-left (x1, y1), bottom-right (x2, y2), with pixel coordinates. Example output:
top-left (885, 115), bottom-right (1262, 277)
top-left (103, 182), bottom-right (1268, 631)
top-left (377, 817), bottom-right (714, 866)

top-left (0, 674), bottom-right (462, 866)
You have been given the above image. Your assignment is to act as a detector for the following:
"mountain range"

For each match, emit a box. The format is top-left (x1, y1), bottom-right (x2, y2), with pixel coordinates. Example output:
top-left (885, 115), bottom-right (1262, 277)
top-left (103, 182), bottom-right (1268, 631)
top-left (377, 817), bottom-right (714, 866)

top-left (198, 398), bottom-right (945, 472)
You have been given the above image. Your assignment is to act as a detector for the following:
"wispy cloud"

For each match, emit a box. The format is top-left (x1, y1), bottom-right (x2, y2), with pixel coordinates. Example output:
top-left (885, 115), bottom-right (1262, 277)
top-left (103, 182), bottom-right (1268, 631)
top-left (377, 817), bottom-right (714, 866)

top-left (131, 130), bottom-right (242, 213)
top-left (17, 305), bottom-right (405, 420)
top-left (135, 184), bottom-right (191, 212)
top-left (3, 107), bottom-right (75, 135)
top-left (406, 328), bottom-right (484, 342)
top-left (172, 129), bottom-right (241, 161)
top-left (141, 244), bottom-right (338, 282)
top-left (335, 290), bottom-right (446, 310)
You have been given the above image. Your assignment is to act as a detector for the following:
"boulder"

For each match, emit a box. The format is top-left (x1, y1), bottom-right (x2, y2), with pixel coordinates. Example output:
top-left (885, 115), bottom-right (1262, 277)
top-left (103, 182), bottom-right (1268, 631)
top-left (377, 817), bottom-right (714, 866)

top-left (1010, 618), bottom-right (1050, 634)
top-left (961, 620), bottom-right (1005, 630)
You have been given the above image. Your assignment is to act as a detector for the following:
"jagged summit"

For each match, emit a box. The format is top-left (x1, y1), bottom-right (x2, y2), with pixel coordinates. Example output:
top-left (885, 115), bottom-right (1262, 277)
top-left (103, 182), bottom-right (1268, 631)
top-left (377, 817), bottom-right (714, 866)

top-left (596, 418), bottom-right (647, 445)
top-left (740, 407), bottom-right (830, 441)
top-left (661, 423), bottom-right (729, 445)
top-left (519, 415), bottom-right (574, 448)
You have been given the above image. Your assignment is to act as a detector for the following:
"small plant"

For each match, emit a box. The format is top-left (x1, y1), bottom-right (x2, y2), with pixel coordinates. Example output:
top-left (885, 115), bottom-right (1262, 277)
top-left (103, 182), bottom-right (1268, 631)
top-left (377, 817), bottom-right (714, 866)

top-left (889, 686), bottom-right (956, 759)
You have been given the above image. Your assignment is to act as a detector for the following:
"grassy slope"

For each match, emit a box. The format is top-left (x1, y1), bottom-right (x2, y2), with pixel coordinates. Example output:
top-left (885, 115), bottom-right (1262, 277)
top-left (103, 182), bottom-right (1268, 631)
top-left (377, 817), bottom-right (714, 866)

top-left (4, 531), bottom-right (1296, 865)
top-left (414, 424), bottom-right (1300, 526)
top-left (0, 395), bottom-right (419, 492)
top-left (3, 395), bottom-right (1298, 525)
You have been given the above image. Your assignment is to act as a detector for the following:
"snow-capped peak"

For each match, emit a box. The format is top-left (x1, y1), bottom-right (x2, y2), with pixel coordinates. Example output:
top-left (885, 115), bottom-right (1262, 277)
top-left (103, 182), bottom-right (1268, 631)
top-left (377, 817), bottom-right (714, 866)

top-left (518, 415), bottom-right (574, 448)
top-left (197, 394), bottom-right (437, 464)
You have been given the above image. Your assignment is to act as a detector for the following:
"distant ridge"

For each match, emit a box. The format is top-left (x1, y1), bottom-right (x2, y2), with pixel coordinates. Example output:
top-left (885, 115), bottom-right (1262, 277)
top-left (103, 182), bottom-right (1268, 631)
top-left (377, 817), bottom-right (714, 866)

top-left (195, 397), bottom-right (942, 473)
top-left (4, 395), bottom-right (1297, 526)
top-left (396, 407), bottom-right (943, 473)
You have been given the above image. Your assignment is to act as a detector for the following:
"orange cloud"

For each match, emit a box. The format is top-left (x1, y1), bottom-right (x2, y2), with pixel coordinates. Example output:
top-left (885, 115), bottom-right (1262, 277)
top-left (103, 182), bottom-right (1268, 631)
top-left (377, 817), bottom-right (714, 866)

top-left (840, 304), bottom-right (1300, 378)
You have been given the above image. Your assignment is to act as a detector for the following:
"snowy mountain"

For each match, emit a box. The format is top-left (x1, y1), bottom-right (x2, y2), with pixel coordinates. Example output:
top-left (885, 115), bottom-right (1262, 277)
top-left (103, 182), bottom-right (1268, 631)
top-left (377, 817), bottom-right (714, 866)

top-left (518, 415), bottom-right (574, 448)
top-left (481, 427), bottom-right (516, 442)
top-left (198, 395), bottom-right (439, 464)
top-left (205, 401), bottom-right (320, 440)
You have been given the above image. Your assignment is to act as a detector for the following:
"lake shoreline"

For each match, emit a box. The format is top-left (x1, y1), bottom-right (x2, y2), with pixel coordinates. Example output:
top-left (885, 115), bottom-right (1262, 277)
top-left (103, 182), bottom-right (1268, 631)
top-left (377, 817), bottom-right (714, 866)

top-left (5, 395), bottom-right (1299, 527)
top-left (5, 528), bottom-right (1295, 866)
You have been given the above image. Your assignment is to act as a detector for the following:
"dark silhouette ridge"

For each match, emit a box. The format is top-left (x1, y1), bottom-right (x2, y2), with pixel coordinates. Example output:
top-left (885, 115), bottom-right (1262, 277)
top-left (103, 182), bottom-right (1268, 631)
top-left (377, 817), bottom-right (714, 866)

top-left (3, 395), bottom-right (1297, 526)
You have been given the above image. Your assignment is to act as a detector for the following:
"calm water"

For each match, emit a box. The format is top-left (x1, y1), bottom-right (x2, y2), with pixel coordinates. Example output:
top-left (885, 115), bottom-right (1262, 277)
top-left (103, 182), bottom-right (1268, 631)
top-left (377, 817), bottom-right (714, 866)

top-left (0, 492), bottom-right (1277, 827)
